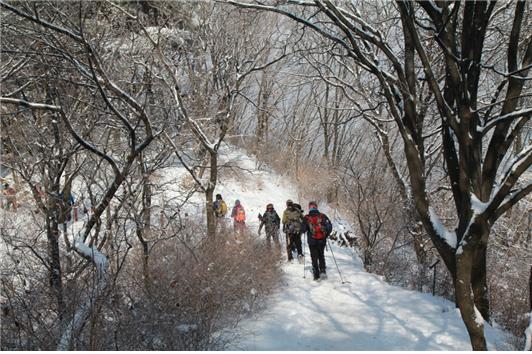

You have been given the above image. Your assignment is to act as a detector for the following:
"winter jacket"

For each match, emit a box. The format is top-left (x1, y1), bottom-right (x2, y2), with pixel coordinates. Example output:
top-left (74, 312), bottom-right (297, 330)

top-left (302, 209), bottom-right (332, 246)
top-left (213, 200), bottom-right (228, 217)
top-left (282, 206), bottom-right (304, 233)
top-left (259, 210), bottom-right (281, 233)
top-left (231, 204), bottom-right (246, 223)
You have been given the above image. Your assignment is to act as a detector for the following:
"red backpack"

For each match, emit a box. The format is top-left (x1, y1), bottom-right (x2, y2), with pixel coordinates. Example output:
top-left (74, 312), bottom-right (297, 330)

top-left (306, 214), bottom-right (326, 240)
top-left (235, 206), bottom-right (246, 222)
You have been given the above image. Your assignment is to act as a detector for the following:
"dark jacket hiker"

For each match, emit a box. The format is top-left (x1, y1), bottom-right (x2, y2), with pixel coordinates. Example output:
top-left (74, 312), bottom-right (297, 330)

top-left (259, 203), bottom-right (281, 250)
top-left (259, 203), bottom-right (281, 235)
top-left (302, 201), bottom-right (332, 280)
top-left (282, 199), bottom-right (304, 261)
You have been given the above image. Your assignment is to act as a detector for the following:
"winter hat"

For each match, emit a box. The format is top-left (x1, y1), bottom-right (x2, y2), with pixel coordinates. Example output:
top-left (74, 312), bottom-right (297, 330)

top-left (286, 199), bottom-right (293, 206)
top-left (266, 203), bottom-right (274, 209)
top-left (308, 201), bottom-right (318, 210)
top-left (235, 199), bottom-right (241, 206)
top-left (216, 194), bottom-right (222, 200)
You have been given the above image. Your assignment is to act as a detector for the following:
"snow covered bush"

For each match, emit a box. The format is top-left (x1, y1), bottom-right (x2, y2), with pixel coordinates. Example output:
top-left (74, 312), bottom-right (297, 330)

top-left (87, 220), bottom-right (281, 350)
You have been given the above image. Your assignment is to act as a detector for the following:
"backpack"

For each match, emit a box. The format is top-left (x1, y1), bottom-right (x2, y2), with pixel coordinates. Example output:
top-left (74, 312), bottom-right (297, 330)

top-left (264, 211), bottom-right (280, 226)
top-left (214, 200), bottom-right (227, 217)
top-left (285, 208), bottom-right (302, 234)
top-left (306, 214), bottom-right (326, 240)
top-left (235, 206), bottom-right (245, 222)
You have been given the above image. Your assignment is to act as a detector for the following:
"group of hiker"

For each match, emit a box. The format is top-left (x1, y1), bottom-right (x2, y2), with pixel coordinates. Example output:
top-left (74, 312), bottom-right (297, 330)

top-left (213, 194), bottom-right (332, 281)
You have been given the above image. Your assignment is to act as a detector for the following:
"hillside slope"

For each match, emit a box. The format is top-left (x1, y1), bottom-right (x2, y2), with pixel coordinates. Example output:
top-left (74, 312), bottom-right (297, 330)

top-left (199, 147), bottom-right (512, 351)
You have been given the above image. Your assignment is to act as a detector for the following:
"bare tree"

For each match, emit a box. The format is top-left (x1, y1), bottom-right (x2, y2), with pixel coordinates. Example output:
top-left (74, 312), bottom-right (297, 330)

top-left (228, 0), bottom-right (531, 349)
top-left (0, 1), bottom-right (158, 348)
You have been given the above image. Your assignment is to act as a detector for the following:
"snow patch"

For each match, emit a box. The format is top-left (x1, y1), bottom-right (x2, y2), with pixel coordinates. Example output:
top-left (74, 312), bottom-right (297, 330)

top-left (429, 207), bottom-right (457, 248)
top-left (470, 193), bottom-right (488, 215)
top-left (524, 311), bottom-right (532, 351)
top-left (176, 323), bottom-right (198, 334)
top-left (474, 306), bottom-right (485, 328)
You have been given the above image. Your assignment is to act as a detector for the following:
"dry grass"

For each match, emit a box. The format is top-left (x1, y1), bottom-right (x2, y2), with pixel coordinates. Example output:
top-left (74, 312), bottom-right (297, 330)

top-left (95, 221), bottom-right (283, 350)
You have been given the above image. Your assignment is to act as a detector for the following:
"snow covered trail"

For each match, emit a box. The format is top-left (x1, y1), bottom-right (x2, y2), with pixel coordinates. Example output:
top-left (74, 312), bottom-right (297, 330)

top-left (195, 149), bottom-right (512, 351)
top-left (229, 244), bottom-right (509, 350)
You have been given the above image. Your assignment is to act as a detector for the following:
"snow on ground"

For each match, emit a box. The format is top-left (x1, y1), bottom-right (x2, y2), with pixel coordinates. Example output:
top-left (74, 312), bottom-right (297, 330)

top-left (229, 244), bottom-right (512, 350)
top-left (203, 146), bottom-right (512, 351)
top-left (0, 144), bottom-right (514, 350)
top-left (157, 145), bottom-right (298, 231)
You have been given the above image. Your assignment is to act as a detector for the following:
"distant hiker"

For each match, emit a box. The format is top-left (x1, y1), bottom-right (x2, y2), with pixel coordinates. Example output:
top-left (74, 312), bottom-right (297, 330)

top-left (302, 201), bottom-right (333, 281)
top-left (282, 199), bottom-right (304, 262)
top-left (258, 203), bottom-right (281, 250)
top-left (213, 193), bottom-right (228, 218)
top-left (3, 183), bottom-right (18, 211)
top-left (231, 199), bottom-right (246, 237)
top-left (60, 191), bottom-right (75, 222)
top-left (0, 179), bottom-right (5, 208)
top-left (213, 193), bottom-right (228, 232)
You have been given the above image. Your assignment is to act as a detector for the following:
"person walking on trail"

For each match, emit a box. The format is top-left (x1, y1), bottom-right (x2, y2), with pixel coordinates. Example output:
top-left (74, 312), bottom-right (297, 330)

top-left (302, 201), bottom-right (333, 281)
top-left (282, 199), bottom-right (304, 262)
top-left (3, 183), bottom-right (18, 211)
top-left (231, 199), bottom-right (246, 238)
top-left (213, 194), bottom-right (228, 218)
top-left (258, 203), bottom-right (281, 250)
top-left (291, 203), bottom-right (303, 253)
top-left (213, 193), bottom-right (228, 232)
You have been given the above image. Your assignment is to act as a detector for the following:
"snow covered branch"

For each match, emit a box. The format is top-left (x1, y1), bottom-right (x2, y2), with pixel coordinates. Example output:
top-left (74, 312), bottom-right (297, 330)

top-left (485, 144), bottom-right (532, 221)
top-left (0, 97), bottom-right (61, 111)
top-left (480, 107), bottom-right (532, 135)
top-left (57, 235), bottom-right (109, 350)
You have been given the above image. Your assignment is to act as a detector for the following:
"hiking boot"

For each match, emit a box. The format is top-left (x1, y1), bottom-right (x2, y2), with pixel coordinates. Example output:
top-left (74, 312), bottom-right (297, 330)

top-left (313, 273), bottom-right (320, 281)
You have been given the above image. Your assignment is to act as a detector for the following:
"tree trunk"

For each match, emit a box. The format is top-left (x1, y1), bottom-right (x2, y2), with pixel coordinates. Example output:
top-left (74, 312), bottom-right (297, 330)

top-left (140, 162), bottom-right (152, 291)
top-left (255, 71), bottom-right (271, 152)
top-left (46, 207), bottom-right (64, 320)
top-left (455, 234), bottom-right (487, 350)
top-left (206, 150), bottom-right (217, 238)
top-left (471, 238), bottom-right (490, 322)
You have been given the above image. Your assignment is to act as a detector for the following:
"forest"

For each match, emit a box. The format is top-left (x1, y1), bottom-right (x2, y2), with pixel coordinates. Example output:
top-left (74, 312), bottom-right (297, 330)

top-left (0, 0), bottom-right (530, 351)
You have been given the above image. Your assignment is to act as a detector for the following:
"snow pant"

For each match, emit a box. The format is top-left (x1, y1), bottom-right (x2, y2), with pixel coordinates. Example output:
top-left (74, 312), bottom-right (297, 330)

top-left (216, 217), bottom-right (227, 234)
top-left (309, 242), bottom-right (326, 278)
top-left (286, 232), bottom-right (302, 261)
top-left (234, 221), bottom-right (246, 238)
top-left (265, 227), bottom-right (281, 251)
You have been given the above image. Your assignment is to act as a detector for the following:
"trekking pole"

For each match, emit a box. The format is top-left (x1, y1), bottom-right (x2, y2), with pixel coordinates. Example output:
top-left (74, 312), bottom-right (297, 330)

top-left (303, 233), bottom-right (306, 279)
top-left (327, 238), bottom-right (349, 284)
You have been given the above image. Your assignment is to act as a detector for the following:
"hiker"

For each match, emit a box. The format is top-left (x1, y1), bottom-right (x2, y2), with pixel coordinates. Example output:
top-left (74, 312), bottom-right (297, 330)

top-left (291, 203), bottom-right (303, 253)
top-left (282, 199), bottom-right (304, 262)
top-left (213, 193), bottom-right (228, 232)
top-left (213, 194), bottom-right (228, 218)
top-left (231, 199), bottom-right (246, 237)
top-left (258, 203), bottom-right (281, 250)
top-left (302, 201), bottom-right (333, 281)
top-left (3, 183), bottom-right (18, 211)
top-left (33, 183), bottom-right (45, 213)
top-left (0, 179), bottom-right (5, 208)
top-left (60, 191), bottom-right (75, 222)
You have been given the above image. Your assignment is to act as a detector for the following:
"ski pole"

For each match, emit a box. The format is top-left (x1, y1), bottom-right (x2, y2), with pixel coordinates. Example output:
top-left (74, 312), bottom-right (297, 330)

top-left (327, 238), bottom-right (348, 284)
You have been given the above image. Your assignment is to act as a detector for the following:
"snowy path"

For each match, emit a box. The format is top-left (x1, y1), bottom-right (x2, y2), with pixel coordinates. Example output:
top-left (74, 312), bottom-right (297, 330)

top-left (159, 146), bottom-right (510, 350)
top-left (229, 244), bottom-right (509, 350)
